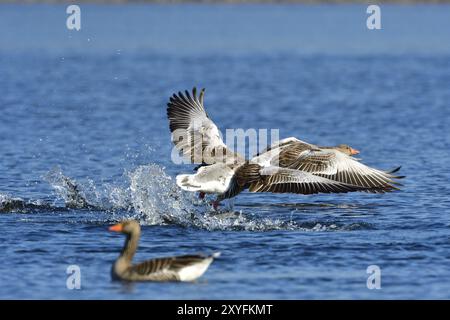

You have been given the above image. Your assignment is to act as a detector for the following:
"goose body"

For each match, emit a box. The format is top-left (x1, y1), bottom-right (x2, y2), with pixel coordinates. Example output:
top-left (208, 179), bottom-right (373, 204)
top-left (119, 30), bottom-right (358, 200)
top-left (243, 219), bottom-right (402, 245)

top-left (167, 88), bottom-right (404, 207)
top-left (109, 221), bottom-right (219, 282)
top-left (176, 163), bottom-right (235, 194)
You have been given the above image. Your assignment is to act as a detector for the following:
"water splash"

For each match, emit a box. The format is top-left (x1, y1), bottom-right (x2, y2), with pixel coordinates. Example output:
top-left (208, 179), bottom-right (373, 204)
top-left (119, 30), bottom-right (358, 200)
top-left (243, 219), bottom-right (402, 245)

top-left (41, 164), bottom-right (303, 230)
top-left (126, 164), bottom-right (197, 225)
top-left (0, 193), bottom-right (26, 213)
top-left (43, 164), bottom-right (199, 224)
top-left (3, 163), bottom-right (373, 232)
top-left (44, 167), bottom-right (95, 209)
top-left (0, 193), bottom-right (61, 213)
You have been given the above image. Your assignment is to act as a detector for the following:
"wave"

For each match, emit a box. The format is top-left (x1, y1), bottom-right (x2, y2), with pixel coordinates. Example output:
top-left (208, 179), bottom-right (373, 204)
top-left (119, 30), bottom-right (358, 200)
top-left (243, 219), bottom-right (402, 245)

top-left (0, 194), bottom-right (61, 214)
top-left (1, 163), bottom-right (373, 232)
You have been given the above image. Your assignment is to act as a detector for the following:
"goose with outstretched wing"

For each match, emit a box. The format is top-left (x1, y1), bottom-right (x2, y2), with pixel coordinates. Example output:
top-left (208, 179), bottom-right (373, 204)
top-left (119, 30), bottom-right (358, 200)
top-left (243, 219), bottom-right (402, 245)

top-left (167, 88), bottom-right (404, 209)
top-left (251, 137), bottom-right (404, 193)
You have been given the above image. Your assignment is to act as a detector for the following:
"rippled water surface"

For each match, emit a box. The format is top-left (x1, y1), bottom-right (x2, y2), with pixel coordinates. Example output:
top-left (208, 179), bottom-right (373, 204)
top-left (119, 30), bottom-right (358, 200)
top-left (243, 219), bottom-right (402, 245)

top-left (1, 4), bottom-right (450, 299)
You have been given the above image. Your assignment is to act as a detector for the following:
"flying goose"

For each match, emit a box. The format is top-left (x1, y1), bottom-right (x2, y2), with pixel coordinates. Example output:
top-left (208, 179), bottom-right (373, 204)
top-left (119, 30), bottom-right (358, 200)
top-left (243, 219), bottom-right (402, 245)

top-left (250, 136), bottom-right (403, 192)
top-left (109, 220), bottom-right (219, 282)
top-left (167, 88), bottom-right (403, 208)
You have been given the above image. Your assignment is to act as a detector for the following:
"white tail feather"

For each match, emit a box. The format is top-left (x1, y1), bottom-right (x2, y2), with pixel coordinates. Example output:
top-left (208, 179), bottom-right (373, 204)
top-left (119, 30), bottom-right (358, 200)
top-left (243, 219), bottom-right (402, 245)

top-left (176, 174), bottom-right (202, 192)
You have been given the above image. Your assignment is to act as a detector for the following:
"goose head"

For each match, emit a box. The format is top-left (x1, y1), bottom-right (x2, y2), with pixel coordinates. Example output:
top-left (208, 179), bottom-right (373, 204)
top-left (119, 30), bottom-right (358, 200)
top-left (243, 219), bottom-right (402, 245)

top-left (109, 220), bottom-right (141, 235)
top-left (335, 144), bottom-right (360, 156)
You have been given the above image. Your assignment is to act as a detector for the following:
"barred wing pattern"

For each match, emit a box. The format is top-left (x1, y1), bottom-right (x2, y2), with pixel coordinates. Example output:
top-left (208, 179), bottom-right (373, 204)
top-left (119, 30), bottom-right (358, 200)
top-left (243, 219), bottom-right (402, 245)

top-left (126, 255), bottom-right (212, 282)
top-left (254, 138), bottom-right (403, 193)
top-left (248, 166), bottom-right (366, 194)
top-left (167, 88), bottom-right (243, 165)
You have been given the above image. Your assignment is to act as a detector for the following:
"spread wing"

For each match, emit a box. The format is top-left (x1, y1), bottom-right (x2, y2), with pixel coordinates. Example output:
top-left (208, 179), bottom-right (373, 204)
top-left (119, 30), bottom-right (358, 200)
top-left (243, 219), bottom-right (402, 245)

top-left (248, 166), bottom-right (366, 194)
top-left (167, 88), bottom-right (243, 165)
top-left (251, 137), bottom-right (318, 167)
top-left (279, 146), bottom-right (402, 193)
top-left (252, 139), bottom-right (403, 193)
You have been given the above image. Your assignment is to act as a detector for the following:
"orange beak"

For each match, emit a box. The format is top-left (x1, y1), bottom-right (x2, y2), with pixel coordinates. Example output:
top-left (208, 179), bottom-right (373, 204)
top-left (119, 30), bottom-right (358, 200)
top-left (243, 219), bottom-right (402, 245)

top-left (109, 223), bottom-right (123, 232)
top-left (350, 148), bottom-right (360, 155)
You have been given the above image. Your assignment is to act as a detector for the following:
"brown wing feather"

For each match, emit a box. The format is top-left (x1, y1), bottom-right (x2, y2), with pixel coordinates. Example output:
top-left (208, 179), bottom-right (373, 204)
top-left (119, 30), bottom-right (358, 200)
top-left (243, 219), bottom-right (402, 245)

top-left (167, 88), bottom-right (243, 165)
top-left (248, 166), bottom-right (367, 195)
top-left (275, 144), bottom-right (402, 193)
top-left (216, 163), bottom-right (261, 201)
top-left (127, 254), bottom-right (211, 281)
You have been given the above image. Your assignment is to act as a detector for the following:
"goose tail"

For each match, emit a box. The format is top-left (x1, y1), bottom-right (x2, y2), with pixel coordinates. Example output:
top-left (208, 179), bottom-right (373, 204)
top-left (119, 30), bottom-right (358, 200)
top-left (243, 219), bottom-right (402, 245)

top-left (176, 174), bottom-right (202, 192)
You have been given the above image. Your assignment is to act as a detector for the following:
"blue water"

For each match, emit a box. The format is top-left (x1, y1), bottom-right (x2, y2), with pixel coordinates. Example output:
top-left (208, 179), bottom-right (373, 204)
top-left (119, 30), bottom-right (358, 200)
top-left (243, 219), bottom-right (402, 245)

top-left (1, 4), bottom-right (450, 299)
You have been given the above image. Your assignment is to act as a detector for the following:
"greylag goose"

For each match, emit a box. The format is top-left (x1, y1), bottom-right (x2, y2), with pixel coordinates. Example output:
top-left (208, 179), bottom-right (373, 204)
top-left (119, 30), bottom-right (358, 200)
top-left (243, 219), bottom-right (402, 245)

top-left (109, 220), bottom-right (219, 282)
top-left (250, 136), bottom-right (403, 191)
top-left (167, 88), bottom-right (403, 208)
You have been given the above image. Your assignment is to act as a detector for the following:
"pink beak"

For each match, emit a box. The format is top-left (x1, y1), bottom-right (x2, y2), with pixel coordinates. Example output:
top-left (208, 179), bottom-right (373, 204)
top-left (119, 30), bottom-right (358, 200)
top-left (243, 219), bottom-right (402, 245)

top-left (350, 148), bottom-right (360, 155)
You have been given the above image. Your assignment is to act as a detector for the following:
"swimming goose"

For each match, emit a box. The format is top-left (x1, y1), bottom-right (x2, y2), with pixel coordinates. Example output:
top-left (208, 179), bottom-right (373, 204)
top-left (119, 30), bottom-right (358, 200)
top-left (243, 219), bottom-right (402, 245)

top-left (109, 220), bottom-right (219, 282)
top-left (167, 88), bottom-right (403, 207)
